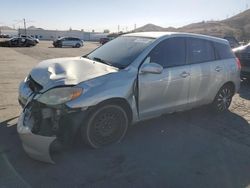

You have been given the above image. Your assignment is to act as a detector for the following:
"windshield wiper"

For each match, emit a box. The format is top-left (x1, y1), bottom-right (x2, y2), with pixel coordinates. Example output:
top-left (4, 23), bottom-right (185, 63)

top-left (82, 55), bottom-right (91, 59)
top-left (82, 56), bottom-right (112, 66)
top-left (83, 56), bottom-right (125, 69)
top-left (92, 57), bottom-right (113, 67)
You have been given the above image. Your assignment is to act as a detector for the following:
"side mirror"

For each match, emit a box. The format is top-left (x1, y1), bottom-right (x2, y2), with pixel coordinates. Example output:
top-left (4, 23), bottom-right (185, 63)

top-left (140, 63), bottom-right (163, 74)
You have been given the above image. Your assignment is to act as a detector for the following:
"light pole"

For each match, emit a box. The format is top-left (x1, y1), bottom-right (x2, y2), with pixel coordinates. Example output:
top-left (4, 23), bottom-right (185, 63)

top-left (23, 18), bottom-right (27, 36)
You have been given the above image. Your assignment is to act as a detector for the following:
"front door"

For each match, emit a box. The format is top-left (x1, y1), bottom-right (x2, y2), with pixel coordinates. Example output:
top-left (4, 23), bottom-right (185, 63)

top-left (62, 38), bottom-right (71, 47)
top-left (138, 37), bottom-right (190, 119)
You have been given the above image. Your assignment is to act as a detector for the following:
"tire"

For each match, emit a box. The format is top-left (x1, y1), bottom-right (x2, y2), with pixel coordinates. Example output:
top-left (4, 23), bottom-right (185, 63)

top-left (54, 44), bottom-right (61, 48)
top-left (82, 104), bottom-right (129, 148)
top-left (56, 42), bottom-right (62, 48)
top-left (75, 43), bottom-right (81, 48)
top-left (212, 84), bottom-right (234, 112)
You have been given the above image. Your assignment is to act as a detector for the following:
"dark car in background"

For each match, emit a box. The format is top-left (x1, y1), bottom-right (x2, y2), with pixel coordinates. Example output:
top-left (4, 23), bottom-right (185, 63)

top-left (224, 36), bottom-right (240, 48)
top-left (0, 37), bottom-right (36, 47)
top-left (0, 34), bottom-right (10, 38)
top-left (233, 43), bottom-right (250, 79)
top-left (53, 37), bottom-right (83, 48)
top-left (99, 37), bottom-right (110, 45)
top-left (20, 35), bottom-right (39, 43)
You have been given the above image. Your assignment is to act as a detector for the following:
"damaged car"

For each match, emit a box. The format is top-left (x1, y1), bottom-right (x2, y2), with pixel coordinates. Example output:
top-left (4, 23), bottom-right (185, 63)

top-left (0, 37), bottom-right (36, 47)
top-left (18, 32), bottom-right (240, 163)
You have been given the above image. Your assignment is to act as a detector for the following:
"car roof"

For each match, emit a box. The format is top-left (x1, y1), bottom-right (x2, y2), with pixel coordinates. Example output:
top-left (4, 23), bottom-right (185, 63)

top-left (123, 32), bottom-right (228, 44)
top-left (59, 37), bottom-right (80, 40)
top-left (124, 32), bottom-right (175, 38)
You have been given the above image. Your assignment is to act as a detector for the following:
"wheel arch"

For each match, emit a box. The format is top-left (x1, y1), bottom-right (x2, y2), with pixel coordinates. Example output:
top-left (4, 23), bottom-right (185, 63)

top-left (212, 81), bottom-right (236, 102)
top-left (75, 43), bottom-right (81, 47)
top-left (220, 81), bottom-right (236, 94)
top-left (90, 97), bottom-right (133, 124)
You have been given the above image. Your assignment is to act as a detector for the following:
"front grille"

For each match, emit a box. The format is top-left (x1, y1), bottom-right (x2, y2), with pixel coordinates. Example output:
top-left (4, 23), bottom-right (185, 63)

top-left (27, 75), bottom-right (43, 92)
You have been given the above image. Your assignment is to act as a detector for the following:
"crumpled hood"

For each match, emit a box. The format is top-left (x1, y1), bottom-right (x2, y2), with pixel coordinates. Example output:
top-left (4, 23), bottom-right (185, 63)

top-left (30, 57), bottom-right (118, 89)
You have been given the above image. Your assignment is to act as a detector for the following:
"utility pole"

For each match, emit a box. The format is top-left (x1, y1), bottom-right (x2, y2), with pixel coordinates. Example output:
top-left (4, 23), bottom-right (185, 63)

top-left (0, 22), bottom-right (2, 35)
top-left (23, 18), bottom-right (27, 36)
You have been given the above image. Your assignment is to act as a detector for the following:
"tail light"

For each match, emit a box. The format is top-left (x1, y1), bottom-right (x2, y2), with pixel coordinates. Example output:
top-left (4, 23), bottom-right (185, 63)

top-left (236, 57), bottom-right (241, 70)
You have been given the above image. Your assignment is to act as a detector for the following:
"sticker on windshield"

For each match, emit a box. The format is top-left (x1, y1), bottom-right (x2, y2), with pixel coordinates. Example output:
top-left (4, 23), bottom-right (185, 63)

top-left (134, 38), bottom-right (152, 43)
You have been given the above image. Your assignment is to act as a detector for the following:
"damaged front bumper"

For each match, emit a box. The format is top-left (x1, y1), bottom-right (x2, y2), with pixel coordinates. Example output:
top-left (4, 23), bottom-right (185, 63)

top-left (18, 78), bottom-right (87, 163)
top-left (17, 111), bottom-right (57, 163)
top-left (17, 98), bottom-right (86, 163)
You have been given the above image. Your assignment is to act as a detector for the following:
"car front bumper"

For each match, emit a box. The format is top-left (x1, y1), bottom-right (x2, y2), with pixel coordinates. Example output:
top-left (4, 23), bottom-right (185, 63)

top-left (17, 110), bottom-right (57, 163)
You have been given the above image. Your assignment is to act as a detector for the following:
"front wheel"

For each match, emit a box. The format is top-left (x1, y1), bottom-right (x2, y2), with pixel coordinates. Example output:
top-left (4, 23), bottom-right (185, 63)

top-left (82, 104), bottom-right (129, 148)
top-left (212, 84), bottom-right (234, 112)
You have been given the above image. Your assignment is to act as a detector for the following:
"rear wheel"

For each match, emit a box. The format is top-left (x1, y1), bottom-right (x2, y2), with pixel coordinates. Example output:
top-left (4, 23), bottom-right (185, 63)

top-left (82, 104), bottom-right (128, 148)
top-left (75, 43), bottom-right (81, 48)
top-left (212, 84), bottom-right (234, 112)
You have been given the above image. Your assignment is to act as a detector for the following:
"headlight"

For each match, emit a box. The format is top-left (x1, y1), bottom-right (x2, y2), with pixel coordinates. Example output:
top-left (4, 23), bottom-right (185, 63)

top-left (37, 87), bottom-right (83, 105)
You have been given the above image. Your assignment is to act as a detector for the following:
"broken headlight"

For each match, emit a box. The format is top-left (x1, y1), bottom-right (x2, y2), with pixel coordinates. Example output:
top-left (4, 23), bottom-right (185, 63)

top-left (37, 87), bottom-right (83, 105)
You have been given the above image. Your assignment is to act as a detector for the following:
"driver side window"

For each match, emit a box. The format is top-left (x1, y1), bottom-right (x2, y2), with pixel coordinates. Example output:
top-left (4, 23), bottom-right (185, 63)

top-left (148, 37), bottom-right (186, 68)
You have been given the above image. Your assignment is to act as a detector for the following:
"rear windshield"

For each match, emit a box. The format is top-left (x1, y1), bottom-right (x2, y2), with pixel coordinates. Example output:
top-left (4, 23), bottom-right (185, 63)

top-left (214, 42), bottom-right (235, 59)
top-left (86, 36), bottom-right (154, 69)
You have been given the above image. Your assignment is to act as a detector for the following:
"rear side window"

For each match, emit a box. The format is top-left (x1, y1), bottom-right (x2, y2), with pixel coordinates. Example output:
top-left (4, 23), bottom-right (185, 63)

top-left (187, 38), bottom-right (215, 64)
top-left (149, 37), bottom-right (186, 68)
top-left (66, 37), bottom-right (78, 40)
top-left (214, 42), bottom-right (235, 59)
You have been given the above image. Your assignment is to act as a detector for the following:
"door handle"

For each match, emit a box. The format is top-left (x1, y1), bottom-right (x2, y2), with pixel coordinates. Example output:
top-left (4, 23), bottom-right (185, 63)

top-left (215, 66), bottom-right (222, 72)
top-left (180, 71), bottom-right (190, 78)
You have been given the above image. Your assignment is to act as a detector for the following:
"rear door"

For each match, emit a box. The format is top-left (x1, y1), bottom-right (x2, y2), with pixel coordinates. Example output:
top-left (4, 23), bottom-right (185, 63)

top-left (69, 38), bottom-right (77, 46)
top-left (138, 37), bottom-right (190, 119)
top-left (187, 38), bottom-right (224, 107)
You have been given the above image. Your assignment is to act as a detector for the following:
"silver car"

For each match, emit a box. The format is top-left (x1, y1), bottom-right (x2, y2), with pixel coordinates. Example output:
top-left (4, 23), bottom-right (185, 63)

top-left (18, 32), bottom-right (241, 163)
top-left (53, 37), bottom-right (83, 48)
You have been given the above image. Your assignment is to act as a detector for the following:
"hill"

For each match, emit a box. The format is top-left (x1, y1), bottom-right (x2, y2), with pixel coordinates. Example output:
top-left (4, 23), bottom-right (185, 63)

top-left (134, 9), bottom-right (250, 40)
top-left (134, 24), bottom-right (166, 32)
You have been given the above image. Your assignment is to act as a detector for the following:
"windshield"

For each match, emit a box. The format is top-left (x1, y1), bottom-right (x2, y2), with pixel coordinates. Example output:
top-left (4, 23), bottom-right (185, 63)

top-left (86, 36), bottom-right (154, 69)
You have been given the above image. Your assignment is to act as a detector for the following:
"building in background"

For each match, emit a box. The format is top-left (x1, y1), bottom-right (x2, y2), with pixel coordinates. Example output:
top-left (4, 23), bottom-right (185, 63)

top-left (0, 27), bottom-right (18, 37)
top-left (18, 28), bottom-right (108, 41)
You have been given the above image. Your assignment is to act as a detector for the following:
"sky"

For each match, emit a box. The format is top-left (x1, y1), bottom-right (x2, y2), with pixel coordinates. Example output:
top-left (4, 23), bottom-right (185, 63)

top-left (1, 0), bottom-right (250, 32)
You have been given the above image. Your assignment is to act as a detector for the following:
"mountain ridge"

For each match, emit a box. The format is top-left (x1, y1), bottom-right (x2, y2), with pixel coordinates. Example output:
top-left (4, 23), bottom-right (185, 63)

top-left (134, 9), bottom-right (250, 40)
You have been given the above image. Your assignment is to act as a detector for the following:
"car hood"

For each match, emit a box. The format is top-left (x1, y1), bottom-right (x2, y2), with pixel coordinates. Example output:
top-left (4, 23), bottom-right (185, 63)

top-left (30, 57), bottom-right (118, 90)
